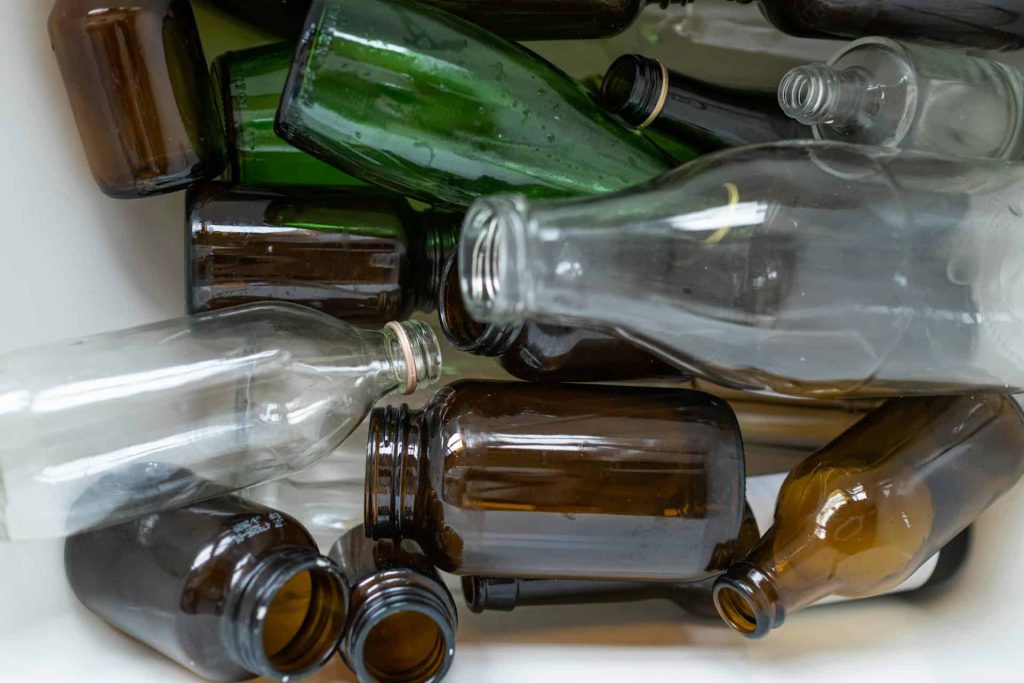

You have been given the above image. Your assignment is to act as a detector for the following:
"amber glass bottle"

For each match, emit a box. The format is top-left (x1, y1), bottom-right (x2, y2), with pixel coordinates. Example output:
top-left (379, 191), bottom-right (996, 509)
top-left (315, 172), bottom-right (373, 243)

top-left (438, 257), bottom-right (679, 382)
top-left (49, 1), bottom-right (225, 197)
top-left (65, 474), bottom-right (349, 680)
top-left (329, 527), bottom-right (458, 683)
top-left (366, 381), bottom-right (745, 580)
top-left (714, 394), bottom-right (1024, 638)
top-left (187, 185), bottom-right (459, 325)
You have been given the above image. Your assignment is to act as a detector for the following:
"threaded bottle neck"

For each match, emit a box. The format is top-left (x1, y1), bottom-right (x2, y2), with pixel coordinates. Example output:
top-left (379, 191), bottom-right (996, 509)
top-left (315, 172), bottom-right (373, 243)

top-left (461, 576), bottom-right (521, 613)
top-left (418, 213), bottom-right (462, 313)
top-left (366, 405), bottom-right (425, 541)
top-left (344, 573), bottom-right (458, 683)
top-left (712, 562), bottom-right (784, 639)
top-left (601, 54), bottom-right (668, 129)
top-left (438, 254), bottom-right (524, 357)
top-left (227, 546), bottom-right (349, 679)
top-left (381, 320), bottom-right (443, 396)
top-left (778, 63), bottom-right (869, 131)
top-left (460, 194), bottom-right (532, 325)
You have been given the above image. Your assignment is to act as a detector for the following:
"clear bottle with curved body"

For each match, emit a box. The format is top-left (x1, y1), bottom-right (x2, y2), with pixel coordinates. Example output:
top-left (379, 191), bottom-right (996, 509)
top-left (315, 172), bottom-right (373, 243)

top-left (779, 37), bottom-right (1024, 160)
top-left (329, 527), bottom-right (457, 683)
top-left (187, 184), bottom-right (459, 325)
top-left (48, 0), bottom-right (225, 197)
top-left (602, 54), bottom-right (809, 151)
top-left (714, 393), bottom-right (1024, 638)
top-left (275, 0), bottom-right (676, 208)
top-left (0, 303), bottom-right (441, 541)
top-left (65, 485), bottom-right (349, 681)
top-left (715, 0), bottom-right (1024, 52)
top-left (366, 380), bottom-right (745, 580)
top-left (211, 43), bottom-right (367, 187)
top-left (458, 141), bottom-right (1024, 398)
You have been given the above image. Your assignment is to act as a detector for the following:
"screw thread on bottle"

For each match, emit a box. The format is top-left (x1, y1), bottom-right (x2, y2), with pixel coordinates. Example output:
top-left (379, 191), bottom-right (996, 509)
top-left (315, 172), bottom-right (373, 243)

top-left (366, 405), bottom-right (423, 542)
top-left (461, 576), bottom-right (520, 613)
top-left (460, 194), bottom-right (531, 324)
top-left (779, 63), bottom-right (867, 130)
top-left (438, 254), bottom-right (523, 357)
top-left (601, 54), bottom-right (668, 129)
top-left (382, 321), bottom-right (443, 395)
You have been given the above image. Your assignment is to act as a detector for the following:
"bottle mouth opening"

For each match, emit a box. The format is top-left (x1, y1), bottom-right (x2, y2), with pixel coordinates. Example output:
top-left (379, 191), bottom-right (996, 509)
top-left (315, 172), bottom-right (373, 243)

top-left (386, 321), bottom-right (443, 394)
top-left (601, 54), bottom-right (666, 128)
top-left (711, 568), bottom-right (778, 640)
top-left (778, 64), bottom-right (834, 126)
top-left (713, 584), bottom-right (761, 636)
top-left (439, 254), bottom-right (523, 356)
top-left (360, 607), bottom-right (454, 683)
top-left (459, 195), bottom-right (529, 325)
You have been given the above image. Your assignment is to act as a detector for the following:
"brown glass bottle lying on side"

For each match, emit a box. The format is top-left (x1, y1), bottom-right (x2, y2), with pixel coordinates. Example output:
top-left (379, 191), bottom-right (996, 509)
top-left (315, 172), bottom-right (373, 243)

top-left (714, 393), bottom-right (1024, 638)
top-left (366, 380), bottom-right (745, 580)
top-left (188, 184), bottom-right (459, 326)
top-left (49, 1), bottom-right (225, 197)
top-left (65, 466), bottom-right (349, 681)
top-left (439, 256), bottom-right (681, 382)
top-left (329, 526), bottom-right (457, 683)
top-left (601, 54), bottom-right (810, 152)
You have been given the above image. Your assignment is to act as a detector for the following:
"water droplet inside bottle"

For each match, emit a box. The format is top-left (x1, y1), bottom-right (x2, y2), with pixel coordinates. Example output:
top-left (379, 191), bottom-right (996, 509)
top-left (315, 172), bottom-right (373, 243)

top-left (1010, 204), bottom-right (1023, 218)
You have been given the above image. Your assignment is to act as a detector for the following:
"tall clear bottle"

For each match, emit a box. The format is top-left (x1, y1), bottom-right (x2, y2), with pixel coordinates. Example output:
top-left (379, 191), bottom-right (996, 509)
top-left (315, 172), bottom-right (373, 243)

top-left (779, 37), bottom-right (1024, 160)
top-left (714, 394), bottom-right (1024, 638)
top-left (0, 303), bottom-right (441, 541)
top-left (457, 141), bottom-right (1024, 398)
top-left (275, 0), bottom-right (677, 208)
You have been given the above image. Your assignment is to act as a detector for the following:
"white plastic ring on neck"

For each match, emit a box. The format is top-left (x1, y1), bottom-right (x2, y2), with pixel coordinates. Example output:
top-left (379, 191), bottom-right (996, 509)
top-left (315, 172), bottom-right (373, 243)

top-left (385, 321), bottom-right (418, 395)
top-left (637, 60), bottom-right (670, 131)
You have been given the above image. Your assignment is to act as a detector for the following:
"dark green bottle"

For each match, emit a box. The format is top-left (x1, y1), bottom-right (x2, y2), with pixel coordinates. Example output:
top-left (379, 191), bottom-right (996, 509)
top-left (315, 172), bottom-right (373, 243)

top-left (276, 0), bottom-right (678, 207)
top-left (212, 43), bottom-right (366, 188)
top-left (201, 0), bottom-right (312, 37)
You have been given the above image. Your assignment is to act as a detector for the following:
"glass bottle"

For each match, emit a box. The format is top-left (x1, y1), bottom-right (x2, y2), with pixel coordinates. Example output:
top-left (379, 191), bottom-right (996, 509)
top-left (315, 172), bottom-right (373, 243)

top-left (275, 0), bottom-right (677, 208)
top-left (48, 0), bottom-right (226, 198)
top-left (778, 37), bottom-right (1024, 161)
top-left (602, 53), bottom-right (809, 151)
top-left (65, 485), bottom-right (349, 681)
top-left (366, 380), bottom-right (744, 580)
top-left (714, 393), bottom-right (1024, 638)
top-left (188, 184), bottom-right (459, 325)
top-left (201, 0), bottom-right (312, 37)
top-left (0, 302), bottom-right (441, 541)
top-left (712, 0), bottom-right (1024, 52)
top-left (457, 141), bottom-right (1024, 398)
top-left (329, 526), bottom-right (457, 683)
top-left (212, 43), bottom-right (368, 188)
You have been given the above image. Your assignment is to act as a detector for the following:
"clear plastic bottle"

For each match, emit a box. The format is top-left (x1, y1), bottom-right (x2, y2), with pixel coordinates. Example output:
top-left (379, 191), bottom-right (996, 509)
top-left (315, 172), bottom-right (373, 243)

top-left (779, 37), bottom-right (1024, 160)
top-left (0, 302), bottom-right (441, 540)
top-left (457, 141), bottom-right (1024, 398)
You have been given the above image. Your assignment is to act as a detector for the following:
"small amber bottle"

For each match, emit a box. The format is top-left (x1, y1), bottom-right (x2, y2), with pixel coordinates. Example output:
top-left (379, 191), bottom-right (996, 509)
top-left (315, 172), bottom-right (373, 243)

top-left (714, 394), bottom-right (1024, 638)
top-left (48, 1), bottom-right (225, 197)
top-left (329, 527), bottom-right (457, 683)
top-left (65, 483), bottom-right (349, 680)
top-left (365, 380), bottom-right (745, 580)
top-left (438, 257), bottom-right (680, 382)
top-left (187, 184), bottom-right (459, 326)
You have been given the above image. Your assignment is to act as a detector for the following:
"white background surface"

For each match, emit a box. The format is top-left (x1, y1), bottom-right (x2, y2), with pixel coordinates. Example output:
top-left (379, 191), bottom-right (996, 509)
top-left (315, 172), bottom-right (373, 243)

top-left (1, 1), bottom-right (1023, 681)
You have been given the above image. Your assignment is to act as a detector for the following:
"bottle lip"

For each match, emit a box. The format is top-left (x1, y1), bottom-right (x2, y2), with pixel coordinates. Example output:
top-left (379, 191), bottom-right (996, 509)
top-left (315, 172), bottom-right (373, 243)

top-left (712, 562), bottom-right (783, 639)
top-left (230, 546), bottom-right (350, 679)
top-left (383, 320), bottom-right (443, 395)
top-left (459, 194), bottom-right (532, 326)
top-left (601, 54), bottom-right (669, 129)
top-left (438, 254), bottom-right (524, 356)
top-left (365, 405), bottom-right (423, 541)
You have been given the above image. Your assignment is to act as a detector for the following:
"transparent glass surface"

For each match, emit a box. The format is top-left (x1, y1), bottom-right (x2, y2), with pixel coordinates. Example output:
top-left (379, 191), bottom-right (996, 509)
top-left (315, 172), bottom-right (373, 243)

top-left (460, 141), bottom-right (1024, 398)
top-left (0, 303), bottom-right (441, 540)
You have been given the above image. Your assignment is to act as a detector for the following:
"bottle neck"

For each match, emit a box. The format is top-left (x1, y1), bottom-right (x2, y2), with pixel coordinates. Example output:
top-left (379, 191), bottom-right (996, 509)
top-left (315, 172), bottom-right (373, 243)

top-left (343, 568), bottom-right (458, 683)
top-left (366, 405), bottom-right (426, 541)
top-left (226, 546), bottom-right (349, 679)
top-left (778, 63), bottom-right (871, 133)
top-left (378, 320), bottom-right (443, 397)
top-left (712, 562), bottom-right (786, 639)
top-left (416, 213), bottom-right (462, 313)
top-left (437, 253), bottom-right (524, 356)
top-left (601, 54), bottom-right (669, 130)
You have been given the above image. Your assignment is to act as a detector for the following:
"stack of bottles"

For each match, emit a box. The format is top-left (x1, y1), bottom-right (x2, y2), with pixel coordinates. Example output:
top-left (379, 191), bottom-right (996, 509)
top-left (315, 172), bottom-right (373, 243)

top-left (3, 0), bottom-right (1022, 680)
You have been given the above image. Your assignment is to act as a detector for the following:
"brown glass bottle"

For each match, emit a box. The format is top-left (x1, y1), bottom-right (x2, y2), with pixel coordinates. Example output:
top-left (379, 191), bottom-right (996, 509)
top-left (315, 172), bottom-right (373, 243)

top-left (714, 393), bottom-right (1024, 638)
top-left (49, 1), bottom-right (226, 198)
top-left (721, 0), bottom-right (1024, 51)
top-left (601, 54), bottom-right (810, 152)
top-left (439, 256), bottom-right (681, 382)
top-left (188, 184), bottom-right (459, 326)
top-left (65, 474), bottom-right (349, 681)
top-left (365, 380), bottom-right (745, 580)
top-left (329, 526), bottom-right (457, 683)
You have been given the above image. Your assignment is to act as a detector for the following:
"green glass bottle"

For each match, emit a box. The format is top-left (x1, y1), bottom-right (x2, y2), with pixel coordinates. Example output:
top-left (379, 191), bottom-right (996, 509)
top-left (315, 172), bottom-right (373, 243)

top-left (212, 43), bottom-right (367, 188)
top-left (276, 0), bottom-right (678, 207)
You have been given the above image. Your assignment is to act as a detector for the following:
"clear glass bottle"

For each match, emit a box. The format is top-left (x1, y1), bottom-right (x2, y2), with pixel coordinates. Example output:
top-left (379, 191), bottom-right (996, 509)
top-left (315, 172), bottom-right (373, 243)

top-left (187, 184), bottom-right (459, 325)
top-left (211, 43), bottom-right (368, 187)
top-left (602, 53), bottom-right (809, 151)
top-left (329, 527), bottom-right (457, 683)
top-left (457, 141), bottom-right (1024, 398)
top-left (65, 484), bottom-right (349, 681)
top-left (714, 393), bottom-right (1024, 638)
top-left (48, 0), bottom-right (226, 197)
top-left (366, 380), bottom-right (745, 580)
top-left (779, 37), bottom-right (1024, 160)
top-left (275, 0), bottom-right (677, 208)
top-left (0, 302), bottom-right (441, 541)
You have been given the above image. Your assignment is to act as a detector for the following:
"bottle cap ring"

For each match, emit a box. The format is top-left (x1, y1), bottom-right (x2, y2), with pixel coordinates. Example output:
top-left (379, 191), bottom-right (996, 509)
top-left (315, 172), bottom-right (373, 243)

top-left (386, 321), bottom-right (418, 395)
top-left (637, 60), bottom-right (670, 130)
